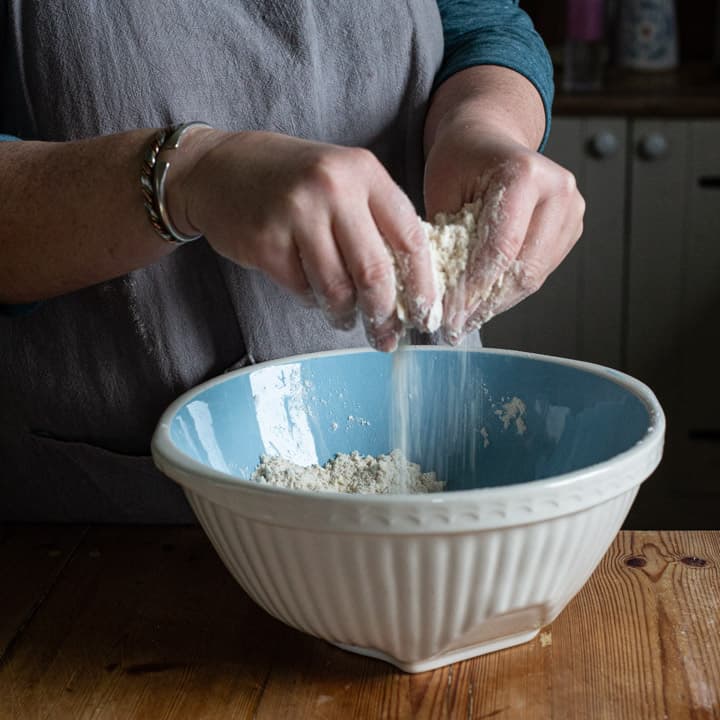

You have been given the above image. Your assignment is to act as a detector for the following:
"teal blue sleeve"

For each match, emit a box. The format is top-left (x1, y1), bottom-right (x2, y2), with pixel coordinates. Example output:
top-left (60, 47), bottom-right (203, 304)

top-left (0, 134), bottom-right (42, 316)
top-left (435, 0), bottom-right (554, 151)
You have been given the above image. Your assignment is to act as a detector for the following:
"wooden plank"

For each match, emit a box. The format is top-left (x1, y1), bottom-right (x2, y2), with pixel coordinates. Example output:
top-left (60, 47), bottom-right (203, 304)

top-left (251, 531), bottom-right (720, 719)
top-left (1, 529), bottom-right (718, 719)
top-left (252, 616), bottom-right (554, 719)
top-left (547, 530), bottom-right (720, 719)
top-left (257, 533), bottom-right (720, 720)
top-left (0, 526), bottom-right (279, 720)
top-left (0, 525), bottom-right (87, 662)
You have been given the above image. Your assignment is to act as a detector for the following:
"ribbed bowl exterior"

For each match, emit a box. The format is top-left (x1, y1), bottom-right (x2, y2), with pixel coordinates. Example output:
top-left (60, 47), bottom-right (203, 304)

top-left (186, 487), bottom-right (637, 671)
top-left (151, 348), bottom-right (666, 672)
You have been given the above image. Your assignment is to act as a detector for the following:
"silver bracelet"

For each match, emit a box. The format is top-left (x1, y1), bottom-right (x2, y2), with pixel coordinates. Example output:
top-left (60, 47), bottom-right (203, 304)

top-left (141, 121), bottom-right (211, 244)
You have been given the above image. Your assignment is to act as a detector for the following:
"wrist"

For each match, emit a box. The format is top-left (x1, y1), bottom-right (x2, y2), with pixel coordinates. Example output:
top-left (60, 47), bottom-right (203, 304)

top-left (162, 125), bottom-right (229, 237)
top-left (433, 101), bottom-right (535, 150)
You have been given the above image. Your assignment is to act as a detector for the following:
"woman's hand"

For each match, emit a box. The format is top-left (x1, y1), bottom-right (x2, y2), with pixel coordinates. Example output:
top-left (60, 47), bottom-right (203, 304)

top-left (423, 69), bottom-right (586, 345)
top-left (167, 129), bottom-right (436, 352)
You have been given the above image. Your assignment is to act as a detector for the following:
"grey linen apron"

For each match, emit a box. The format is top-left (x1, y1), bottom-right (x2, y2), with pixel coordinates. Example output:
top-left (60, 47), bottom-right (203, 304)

top-left (0, 0), bottom-right (458, 522)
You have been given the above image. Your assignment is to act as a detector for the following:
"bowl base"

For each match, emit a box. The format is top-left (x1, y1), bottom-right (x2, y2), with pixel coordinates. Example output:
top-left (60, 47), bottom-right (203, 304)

top-left (331, 628), bottom-right (540, 674)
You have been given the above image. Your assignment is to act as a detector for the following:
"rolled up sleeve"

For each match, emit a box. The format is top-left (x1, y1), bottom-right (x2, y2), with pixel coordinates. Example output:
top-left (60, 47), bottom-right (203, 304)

top-left (435, 0), bottom-right (554, 151)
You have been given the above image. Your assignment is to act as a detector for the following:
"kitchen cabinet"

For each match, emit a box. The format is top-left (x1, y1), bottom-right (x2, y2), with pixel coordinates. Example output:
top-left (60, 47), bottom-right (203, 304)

top-left (482, 117), bottom-right (720, 529)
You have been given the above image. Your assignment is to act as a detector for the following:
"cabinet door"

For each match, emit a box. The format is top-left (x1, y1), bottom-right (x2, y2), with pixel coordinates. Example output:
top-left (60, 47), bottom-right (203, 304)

top-left (625, 120), bottom-right (720, 528)
top-left (482, 117), bottom-right (626, 369)
top-left (680, 122), bottom-right (720, 491)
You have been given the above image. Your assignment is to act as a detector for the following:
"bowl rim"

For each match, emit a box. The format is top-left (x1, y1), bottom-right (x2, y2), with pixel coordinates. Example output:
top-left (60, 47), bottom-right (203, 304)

top-left (151, 346), bottom-right (665, 506)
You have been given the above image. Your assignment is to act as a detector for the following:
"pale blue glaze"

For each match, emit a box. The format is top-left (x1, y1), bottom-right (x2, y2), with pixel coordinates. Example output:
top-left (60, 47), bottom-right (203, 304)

top-left (167, 349), bottom-right (654, 491)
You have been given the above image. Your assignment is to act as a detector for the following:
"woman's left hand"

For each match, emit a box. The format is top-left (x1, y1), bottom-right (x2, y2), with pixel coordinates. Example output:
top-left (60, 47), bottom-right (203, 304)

top-left (424, 111), bottom-right (585, 345)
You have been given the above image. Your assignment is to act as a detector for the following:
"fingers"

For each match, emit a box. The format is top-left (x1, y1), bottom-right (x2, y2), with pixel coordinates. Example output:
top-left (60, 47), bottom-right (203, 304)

top-left (331, 207), bottom-right (402, 352)
top-left (197, 133), bottom-right (436, 350)
top-left (370, 178), bottom-right (438, 333)
top-left (442, 276), bottom-right (467, 346)
top-left (465, 166), bottom-right (537, 305)
top-left (441, 158), bottom-right (584, 343)
top-left (441, 166), bottom-right (537, 342)
top-left (293, 148), bottom-right (405, 350)
top-left (295, 223), bottom-right (357, 328)
top-left (255, 228), bottom-right (314, 301)
top-left (285, 248), bottom-right (317, 309)
top-left (462, 179), bottom-right (584, 336)
top-left (305, 149), bottom-right (436, 351)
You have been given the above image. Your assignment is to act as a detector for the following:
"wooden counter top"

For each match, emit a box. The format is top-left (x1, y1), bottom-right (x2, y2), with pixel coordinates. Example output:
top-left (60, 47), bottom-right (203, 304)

top-left (554, 63), bottom-right (720, 117)
top-left (1, 527), bottom-right (718, 719)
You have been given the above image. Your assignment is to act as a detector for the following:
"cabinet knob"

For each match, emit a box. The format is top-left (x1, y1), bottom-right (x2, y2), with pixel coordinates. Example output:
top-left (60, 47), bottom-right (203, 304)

top-left (588, 131), bottom-right (619, 158)
top-left (638, 132), bottom-right (669, 160)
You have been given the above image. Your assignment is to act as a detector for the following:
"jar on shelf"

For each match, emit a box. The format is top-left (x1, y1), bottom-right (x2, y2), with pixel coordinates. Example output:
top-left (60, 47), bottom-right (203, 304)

top-left (618, 0), bottom-right (678, 71)
top-left (564, 0), bottom-right (606, 92)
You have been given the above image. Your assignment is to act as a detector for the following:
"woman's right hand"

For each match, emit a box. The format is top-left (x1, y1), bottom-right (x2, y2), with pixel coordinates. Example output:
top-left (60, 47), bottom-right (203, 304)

top-left (167, 128), bottom-right (436, 352)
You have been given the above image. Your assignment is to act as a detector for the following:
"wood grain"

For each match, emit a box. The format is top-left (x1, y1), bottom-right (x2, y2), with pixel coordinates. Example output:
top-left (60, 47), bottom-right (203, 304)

top-left (0, 527), bottom-right (279, 720)
top-left (0, 525), bottom-right (87, 661)
top-left (548, 531), bottom-right (720, 719)
top-left (0, 529), bottom-right (718, 719)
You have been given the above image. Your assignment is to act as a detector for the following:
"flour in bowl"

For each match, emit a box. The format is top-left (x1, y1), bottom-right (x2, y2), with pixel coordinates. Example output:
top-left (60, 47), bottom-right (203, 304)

top-left (252, 449), bottom-right (444, 494)
top-left (495, 396), bottom-right (527, 435)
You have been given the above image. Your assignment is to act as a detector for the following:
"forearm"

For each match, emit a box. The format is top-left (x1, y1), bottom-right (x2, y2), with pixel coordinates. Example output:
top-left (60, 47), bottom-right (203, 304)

top-left (422, 64), bottom-right (584, 343)
top-left (0, 131), bottom-right (178, 304)
top-left (424, 65), bottom-right (546, 154)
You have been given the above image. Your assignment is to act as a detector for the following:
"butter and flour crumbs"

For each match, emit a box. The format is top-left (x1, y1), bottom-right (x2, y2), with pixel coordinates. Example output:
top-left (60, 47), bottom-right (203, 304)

top-left (250, 395), bottom-right (526, 494)
top-left (396, 202), bottom-right (480, 333)
top-left (496, 397), bottom-right (527, 435)
top-left (252, 449), bottom-right (444, 494)
top-left (252, 397), bottom-right (527, 495)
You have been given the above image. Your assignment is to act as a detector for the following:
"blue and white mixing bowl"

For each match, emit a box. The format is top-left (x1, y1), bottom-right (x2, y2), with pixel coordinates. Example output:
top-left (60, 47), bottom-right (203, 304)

top-left (152, 347), bottom-right (664, 672)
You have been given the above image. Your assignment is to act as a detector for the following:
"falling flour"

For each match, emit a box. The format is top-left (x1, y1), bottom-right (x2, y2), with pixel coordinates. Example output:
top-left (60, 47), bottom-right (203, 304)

top-left (252, 449), bottom-right (444, 494)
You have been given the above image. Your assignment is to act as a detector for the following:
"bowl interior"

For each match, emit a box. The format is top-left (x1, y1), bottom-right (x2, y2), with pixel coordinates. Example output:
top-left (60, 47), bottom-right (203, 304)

top-left (165, 349), bottom-right (656, 491)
